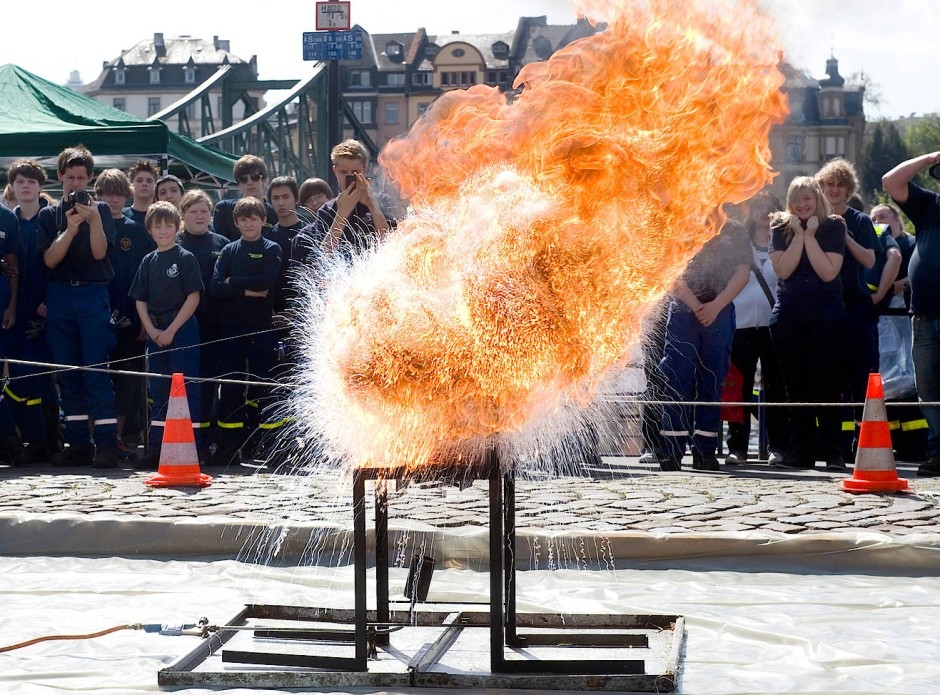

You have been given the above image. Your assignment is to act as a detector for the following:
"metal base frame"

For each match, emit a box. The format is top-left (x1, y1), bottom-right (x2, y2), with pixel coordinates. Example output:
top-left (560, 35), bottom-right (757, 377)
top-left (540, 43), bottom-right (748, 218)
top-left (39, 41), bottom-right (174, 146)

top-left (159, 450), bottom-right (684, 690)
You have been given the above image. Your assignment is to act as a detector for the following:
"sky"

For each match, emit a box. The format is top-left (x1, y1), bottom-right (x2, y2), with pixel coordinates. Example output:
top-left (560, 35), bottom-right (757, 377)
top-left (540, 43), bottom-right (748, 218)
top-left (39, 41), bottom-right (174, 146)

top-left (1, 0), bottom-right (936, 121)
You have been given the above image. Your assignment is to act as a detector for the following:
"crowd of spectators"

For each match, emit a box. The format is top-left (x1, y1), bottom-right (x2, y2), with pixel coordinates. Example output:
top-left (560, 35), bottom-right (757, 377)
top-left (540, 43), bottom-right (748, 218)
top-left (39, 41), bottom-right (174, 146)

top-left (641, 154), bottom-right (940, 476)
top-left (0, 138), bottom-right (387, 470)
top-left (3, 141), bottom-right (939, 478)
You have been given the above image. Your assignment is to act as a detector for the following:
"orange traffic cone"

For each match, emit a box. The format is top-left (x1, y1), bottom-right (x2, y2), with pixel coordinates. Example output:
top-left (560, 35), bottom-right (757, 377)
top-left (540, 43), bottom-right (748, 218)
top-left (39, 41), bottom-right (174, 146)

top-left (146, 373), bottom-right (212, 488)
top-left (841, 373), bottom-right (909, 494)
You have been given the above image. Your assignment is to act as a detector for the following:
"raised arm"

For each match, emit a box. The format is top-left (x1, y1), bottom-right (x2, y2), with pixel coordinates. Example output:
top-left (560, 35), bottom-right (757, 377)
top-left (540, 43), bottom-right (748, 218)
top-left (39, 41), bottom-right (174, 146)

top-left (883, 151), bottom-right (940, 204)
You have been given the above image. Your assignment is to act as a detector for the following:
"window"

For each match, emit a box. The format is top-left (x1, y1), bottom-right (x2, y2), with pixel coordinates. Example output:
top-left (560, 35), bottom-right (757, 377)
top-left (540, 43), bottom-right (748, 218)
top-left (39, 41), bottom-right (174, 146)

top-left (113, 98), bottom-right (126, 111)
top-left (451, 48), bottom-right (465, 58)
top-left (442, 71), bottom-right (476, 87)
top-left (412, 72), bottom-right (432, 86)
top-left (417, 102), bottom-right (431, 117)
top-left (349, 70), bottom-right (371, 87)
top-left (184, 67), bottom-right (196, 83)
top-left (149, 68), bottom-right (161, 85)
top-left (351, 100), bottom-right (373, 124)
top-left (486, 70), bottom-right (509, 84)
top-left (114, 68), bottom-right (125, 85)
top-left (385, 102), bottom-right (399, 125)
top-left (785, 136), bottom-right (803, 164)
top-left (148, 97), bottom-right (161, 116)
top-left (387, 73), bottom-right (405, 87)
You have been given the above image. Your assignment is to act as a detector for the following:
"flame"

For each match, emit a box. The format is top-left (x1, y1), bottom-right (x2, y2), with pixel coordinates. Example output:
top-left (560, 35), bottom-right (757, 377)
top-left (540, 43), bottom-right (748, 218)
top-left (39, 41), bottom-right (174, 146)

top-left (294, 0), bottom-right (788, 470)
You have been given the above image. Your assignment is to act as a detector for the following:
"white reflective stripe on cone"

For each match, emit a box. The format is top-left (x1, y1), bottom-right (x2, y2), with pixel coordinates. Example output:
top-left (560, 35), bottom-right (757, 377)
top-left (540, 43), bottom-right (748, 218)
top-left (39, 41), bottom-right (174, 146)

top-left (855, 447), bottom-right (897, 471)
top-left (861, 397), bottom-right (888, 423)
top-left (157, 442), bottom-right (200, 467)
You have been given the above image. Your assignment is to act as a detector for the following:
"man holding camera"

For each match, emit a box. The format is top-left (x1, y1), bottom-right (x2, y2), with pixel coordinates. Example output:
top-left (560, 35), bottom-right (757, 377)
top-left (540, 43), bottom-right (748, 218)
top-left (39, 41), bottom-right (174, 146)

top-left (38, 145), bottom-right (121, 469)
top-left (883, 151), bottom-right (940, 477)
top-left (316, 139), bottom-right (390, 258)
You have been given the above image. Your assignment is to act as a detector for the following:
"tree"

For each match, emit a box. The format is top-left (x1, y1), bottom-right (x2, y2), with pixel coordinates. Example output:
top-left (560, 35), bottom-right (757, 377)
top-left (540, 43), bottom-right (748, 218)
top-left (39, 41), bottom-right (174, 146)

top-left (861, 120), bottom-right (908, 200)
top-left (904, 114), bottom-right (940, 192)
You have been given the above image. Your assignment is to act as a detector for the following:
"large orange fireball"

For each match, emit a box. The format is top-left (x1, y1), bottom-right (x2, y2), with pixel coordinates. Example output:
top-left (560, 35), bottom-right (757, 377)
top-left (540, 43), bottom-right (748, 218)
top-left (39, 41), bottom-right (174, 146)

top-left (292, 0), bottom-right (788, 470)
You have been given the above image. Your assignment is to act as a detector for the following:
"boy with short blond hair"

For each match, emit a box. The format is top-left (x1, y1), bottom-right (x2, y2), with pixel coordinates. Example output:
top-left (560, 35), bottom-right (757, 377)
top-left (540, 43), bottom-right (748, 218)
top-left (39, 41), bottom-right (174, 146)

top-left (130, 201), bottom-right (203, 468)
top-left (210, 196), bottom-right (281, 464)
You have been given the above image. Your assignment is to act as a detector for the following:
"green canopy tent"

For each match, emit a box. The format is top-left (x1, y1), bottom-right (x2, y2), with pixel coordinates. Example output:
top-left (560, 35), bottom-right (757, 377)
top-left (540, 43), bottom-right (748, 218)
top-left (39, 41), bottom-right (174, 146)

top-left (0, 64), bottom-right (237, 187)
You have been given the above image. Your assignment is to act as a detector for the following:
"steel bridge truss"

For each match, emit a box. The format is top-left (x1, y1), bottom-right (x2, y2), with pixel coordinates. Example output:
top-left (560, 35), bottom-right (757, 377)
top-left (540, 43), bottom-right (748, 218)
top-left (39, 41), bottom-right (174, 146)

top-left (147, 63), bottom-right (378, 182)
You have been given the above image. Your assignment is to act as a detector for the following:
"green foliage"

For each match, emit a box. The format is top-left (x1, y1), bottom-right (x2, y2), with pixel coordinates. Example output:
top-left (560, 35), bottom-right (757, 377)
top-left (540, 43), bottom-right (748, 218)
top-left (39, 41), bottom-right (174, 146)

top-left (861, 120), bottom-right (909, 200)
top-left (904, 115), bottom-right (940, 192)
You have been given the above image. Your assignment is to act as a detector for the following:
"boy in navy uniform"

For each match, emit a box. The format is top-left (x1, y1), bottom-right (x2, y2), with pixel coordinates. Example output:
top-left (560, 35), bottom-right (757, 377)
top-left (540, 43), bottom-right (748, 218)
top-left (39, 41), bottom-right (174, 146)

top-left (316, 139), bottom-right (390, 258)
top-left (213, 155), bottom-right (277, 242)
top-left (177, 190), bottom-right (230, 461)
top-left (130, 202), bottom-right (203, 469)
top-left (211, 197), bottom-right (281, 464)
top-left (266, 175), bottom-right (306, 321)
top-left (7, 160), bottom-right (58, 464)
top-left (38, 145), bottom-right (122, 469)
top-left (155, 174), bottom-right (185, 209)
top-left (124, 160), bottom-right (160, 226)
top-left (0, 192), bottom-right (26, 466)
top-left (98, 169), bottom-right (155, 456)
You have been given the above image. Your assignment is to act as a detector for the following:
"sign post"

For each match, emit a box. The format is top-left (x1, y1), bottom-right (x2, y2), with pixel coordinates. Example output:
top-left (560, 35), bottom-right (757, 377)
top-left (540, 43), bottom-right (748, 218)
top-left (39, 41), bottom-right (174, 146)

top-left (304, 2), bottom-right (361, 183)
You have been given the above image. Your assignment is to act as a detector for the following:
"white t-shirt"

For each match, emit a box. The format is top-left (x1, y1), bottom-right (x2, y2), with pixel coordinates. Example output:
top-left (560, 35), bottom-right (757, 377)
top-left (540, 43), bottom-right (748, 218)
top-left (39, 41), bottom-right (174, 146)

top-left (732, 244), bottom-right (778, 329)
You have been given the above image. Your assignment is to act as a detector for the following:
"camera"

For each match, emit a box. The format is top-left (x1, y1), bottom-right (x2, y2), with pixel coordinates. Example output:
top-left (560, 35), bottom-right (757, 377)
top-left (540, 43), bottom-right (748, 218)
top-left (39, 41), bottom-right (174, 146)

top-left (62, 189), bottom-right (92, 213)
top-left (929, 163), bottom-right (940, 180)
top-left (345, 173), bottom-right (357, 190)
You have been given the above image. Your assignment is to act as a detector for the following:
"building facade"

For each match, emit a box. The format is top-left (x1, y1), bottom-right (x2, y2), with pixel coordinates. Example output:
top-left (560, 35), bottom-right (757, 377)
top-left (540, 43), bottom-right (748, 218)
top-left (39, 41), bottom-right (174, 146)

top-left (338, 16), bottom-right (600, 148)
top-left (83, 34), bottom-right (264, 133)
top-left (769, 57), bottom-right (866, 199)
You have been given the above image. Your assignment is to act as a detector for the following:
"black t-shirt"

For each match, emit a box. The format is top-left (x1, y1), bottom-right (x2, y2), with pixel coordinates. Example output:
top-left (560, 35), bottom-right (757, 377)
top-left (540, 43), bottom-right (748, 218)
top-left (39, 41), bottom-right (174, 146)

top-left (129, 245), bottom-right (203, 317)
top-left (898, 182), bottom-right (940, 316)
top-left (37, 200), bottom-right (116, 283)
top-left (109, 216), bottom-right (156, 325)
top-left (682, 226), bottom-right (752, 302)
top-left (177, 230), bottom-right (230, 323)
top-left (769, 215), bottom-right (847, 320)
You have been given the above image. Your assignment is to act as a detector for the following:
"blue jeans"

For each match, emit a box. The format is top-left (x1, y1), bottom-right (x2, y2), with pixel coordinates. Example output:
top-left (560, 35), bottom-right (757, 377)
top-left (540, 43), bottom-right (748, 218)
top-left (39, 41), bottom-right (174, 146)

top-left (659, 300), bottom-right (735, 460)
top-left (912, 315), bottom-right (940, 458)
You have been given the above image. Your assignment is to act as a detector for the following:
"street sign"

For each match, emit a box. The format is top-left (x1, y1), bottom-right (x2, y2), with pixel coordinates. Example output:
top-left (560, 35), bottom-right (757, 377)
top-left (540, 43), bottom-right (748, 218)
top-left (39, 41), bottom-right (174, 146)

top-left (315, 1), bottom-right (351, 30)
top-left (302, 29), bottom-right (363, 61)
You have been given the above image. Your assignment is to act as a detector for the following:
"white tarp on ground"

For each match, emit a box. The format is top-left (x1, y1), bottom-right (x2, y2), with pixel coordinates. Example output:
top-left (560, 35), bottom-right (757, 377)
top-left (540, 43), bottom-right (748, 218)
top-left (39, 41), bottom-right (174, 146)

top-left (1, 540), bottom-right (940, 694)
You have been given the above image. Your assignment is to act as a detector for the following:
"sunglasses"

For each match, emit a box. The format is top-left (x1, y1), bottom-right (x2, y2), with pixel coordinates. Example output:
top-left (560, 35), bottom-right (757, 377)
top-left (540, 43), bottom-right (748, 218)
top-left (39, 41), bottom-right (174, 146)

top-left (238, 173), bottom-right (264, 184)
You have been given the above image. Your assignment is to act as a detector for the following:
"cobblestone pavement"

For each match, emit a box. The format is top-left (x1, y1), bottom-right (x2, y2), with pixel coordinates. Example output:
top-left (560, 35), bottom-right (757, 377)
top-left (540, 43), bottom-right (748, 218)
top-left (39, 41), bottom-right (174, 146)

top-left (2, 456), bottom-right (939, 538)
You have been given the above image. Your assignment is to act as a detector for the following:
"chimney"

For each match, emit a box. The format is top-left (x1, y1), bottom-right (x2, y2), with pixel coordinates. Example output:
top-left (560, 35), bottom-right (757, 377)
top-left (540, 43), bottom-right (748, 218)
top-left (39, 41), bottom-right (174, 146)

top-left (154, 32), bottom-right (166, 57)
top-left (214, 35), bottom-right (230, 52)
top-left (452, 30), bottom-right (459, 34)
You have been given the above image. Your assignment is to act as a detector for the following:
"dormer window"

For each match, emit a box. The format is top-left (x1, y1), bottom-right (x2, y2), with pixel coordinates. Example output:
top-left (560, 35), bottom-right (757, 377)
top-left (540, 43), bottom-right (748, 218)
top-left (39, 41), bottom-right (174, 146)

top-left (114, 67), bottom-right (125, 85)
top-left (184, 67), bottom-right (196, 83)
top-left (425, 43), bottom-right (439, 59)
top-left (492, 41), bottom-right (509, 59)
top-left (149, 67), bottom-right (161, 85)
top-left (386, 41), bottom-right (402, 58)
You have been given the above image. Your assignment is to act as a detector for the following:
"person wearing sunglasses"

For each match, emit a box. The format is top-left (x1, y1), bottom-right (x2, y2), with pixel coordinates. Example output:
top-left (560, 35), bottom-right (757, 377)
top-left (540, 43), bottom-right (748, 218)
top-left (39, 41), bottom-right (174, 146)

top-left (212, 155), bottom-right (278, 242)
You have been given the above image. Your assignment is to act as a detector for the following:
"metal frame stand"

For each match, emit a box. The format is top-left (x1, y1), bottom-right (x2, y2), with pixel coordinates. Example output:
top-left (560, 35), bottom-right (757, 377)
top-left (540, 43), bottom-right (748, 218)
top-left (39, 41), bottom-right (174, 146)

top-left (159, 450), bottom-right (684, 690)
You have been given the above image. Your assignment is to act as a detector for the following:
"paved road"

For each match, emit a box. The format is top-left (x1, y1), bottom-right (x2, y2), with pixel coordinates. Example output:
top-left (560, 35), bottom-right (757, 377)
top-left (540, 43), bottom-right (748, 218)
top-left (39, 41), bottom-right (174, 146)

top-left (2, 456), bottom-right (937, 545)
